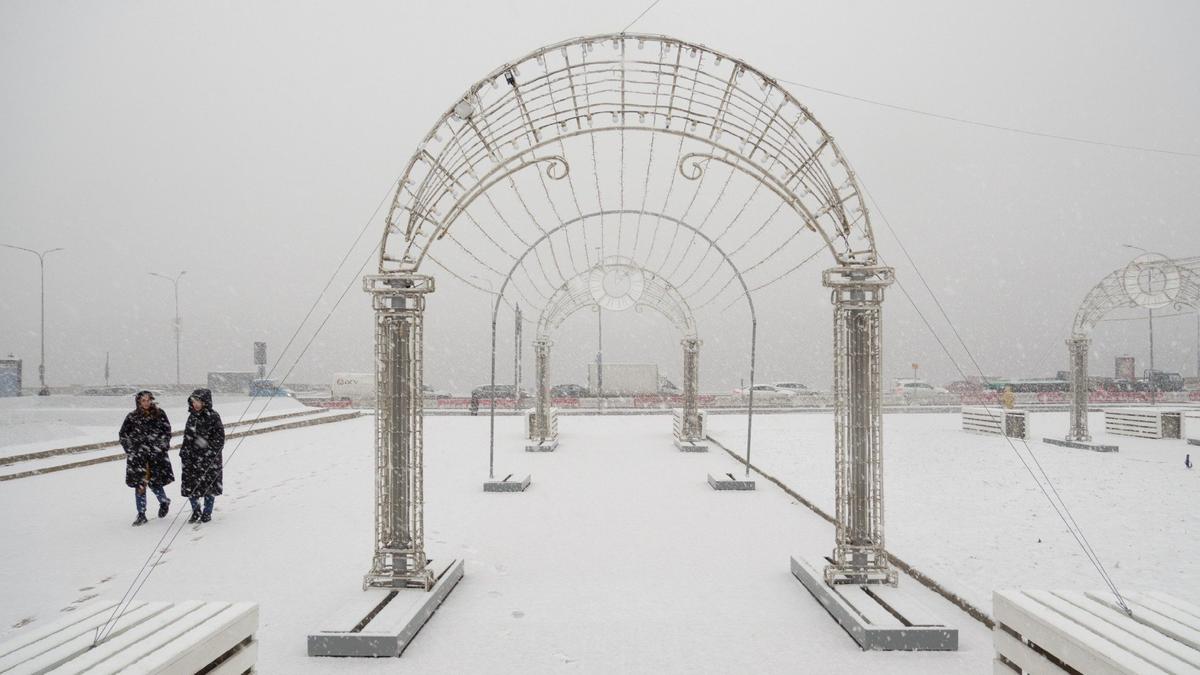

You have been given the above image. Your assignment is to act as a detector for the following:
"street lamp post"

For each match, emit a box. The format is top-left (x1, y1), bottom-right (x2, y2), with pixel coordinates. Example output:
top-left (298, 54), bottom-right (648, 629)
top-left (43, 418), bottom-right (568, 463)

top-left (2, 244), bottom-right (64, 396)
top-left (149, 271), bottom-right (186, 386)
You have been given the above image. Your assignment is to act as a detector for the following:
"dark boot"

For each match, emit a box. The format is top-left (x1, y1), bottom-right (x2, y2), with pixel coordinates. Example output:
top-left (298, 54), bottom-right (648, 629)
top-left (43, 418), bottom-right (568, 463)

top-left (132, 513), bottom-right (148, 526)
top-left (200, 512), bottom-right (212, 523)
top-left (188, 510), bottom-right (201, 524)
top-left (158, 499), bottom-right (170, 518)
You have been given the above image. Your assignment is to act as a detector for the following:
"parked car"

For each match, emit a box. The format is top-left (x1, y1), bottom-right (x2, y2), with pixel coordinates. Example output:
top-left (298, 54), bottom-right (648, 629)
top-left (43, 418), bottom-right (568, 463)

top-left (773, 381), bottom-right (817, 396)
top-left (250, 379), bottom-right (293, 397)
top-left (550, 383), bottom-right (589, 398)
top-left (80, 386), bottom-right (140, 396)
top-left (733, 384), bottom-right (796, 403)
top-left (470, 384), bottom-right (526, 399)
top-left (893, 379), bottom-right (947, 401)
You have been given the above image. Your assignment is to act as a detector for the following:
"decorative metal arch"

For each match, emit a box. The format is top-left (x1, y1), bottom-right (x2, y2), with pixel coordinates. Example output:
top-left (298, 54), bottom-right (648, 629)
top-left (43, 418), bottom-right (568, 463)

top-left (1063, 255), bottom-right (1200, 442)
top-left (362, 32), bottom-right (897, 595)
top-left (536, 260), bottom-right (698, 340)
top-left (380, 32), bottom-right (876, 276)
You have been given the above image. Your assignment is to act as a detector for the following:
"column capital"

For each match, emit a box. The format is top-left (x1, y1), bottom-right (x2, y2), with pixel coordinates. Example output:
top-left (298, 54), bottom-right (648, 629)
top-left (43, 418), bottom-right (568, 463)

top-left (680, 337), bottom-right (702, 350)
top-left (823, 266), bottom-right (894, 306)
top-left (365, 274), bottom-right (434, 312)
top-left (364, 273), bottom-right (435, 295)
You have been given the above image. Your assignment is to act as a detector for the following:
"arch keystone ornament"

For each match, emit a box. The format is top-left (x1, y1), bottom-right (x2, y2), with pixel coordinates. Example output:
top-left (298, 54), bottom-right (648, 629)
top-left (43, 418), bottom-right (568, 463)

top-left (312, 31), bottom-right (958, 657)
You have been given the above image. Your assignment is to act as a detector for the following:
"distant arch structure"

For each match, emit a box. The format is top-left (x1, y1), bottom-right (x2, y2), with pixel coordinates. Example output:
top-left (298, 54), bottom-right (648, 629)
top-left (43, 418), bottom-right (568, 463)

top-left (360, 33), bottom-right (898, 595)
top-left (528, 256), bottom-right (705, 447)
top-left (1063, 254), bottom-right (1200, 442)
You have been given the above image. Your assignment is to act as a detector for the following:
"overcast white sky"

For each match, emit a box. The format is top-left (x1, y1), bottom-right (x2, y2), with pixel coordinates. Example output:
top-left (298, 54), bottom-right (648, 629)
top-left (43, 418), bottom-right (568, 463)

top-left (1, 1), bottom-right (1197, 393)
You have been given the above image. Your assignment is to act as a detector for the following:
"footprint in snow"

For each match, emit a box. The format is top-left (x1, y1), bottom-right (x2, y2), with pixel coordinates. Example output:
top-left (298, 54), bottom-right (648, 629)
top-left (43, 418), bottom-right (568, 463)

top-left (11, 616), bottom-right (35, 629)
top-left (73, 594), bottom-right (99, 604)
top-left (511, 610), bottom-right (525, 619)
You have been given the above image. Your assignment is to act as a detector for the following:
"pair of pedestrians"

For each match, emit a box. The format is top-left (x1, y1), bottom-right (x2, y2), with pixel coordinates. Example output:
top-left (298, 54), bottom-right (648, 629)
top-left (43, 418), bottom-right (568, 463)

top-left (118, 389), bottom-right (224, 526)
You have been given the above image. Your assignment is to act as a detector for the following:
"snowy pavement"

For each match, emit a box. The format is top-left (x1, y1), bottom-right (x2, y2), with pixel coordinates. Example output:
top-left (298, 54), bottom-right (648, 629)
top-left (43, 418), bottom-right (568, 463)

top-left (708, 410), bottom-right (1200, 619)
top-left (0, 412), bottom-right (995, 673)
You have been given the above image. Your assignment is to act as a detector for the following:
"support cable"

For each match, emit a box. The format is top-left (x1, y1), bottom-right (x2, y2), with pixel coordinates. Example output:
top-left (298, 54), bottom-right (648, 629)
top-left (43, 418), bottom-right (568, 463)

top-left (95, 176), bottom-right (398, 644)
top-left (776, 78), bottom-right (1200, 159)
top-left (861, 180), bottom-right (1133, 615)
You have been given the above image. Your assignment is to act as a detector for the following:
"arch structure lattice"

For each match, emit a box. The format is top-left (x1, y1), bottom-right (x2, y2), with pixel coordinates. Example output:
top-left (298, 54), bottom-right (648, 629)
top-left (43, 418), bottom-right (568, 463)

top-left (362, 33), bottom-right (897, 591)
top-left (1063, 254), bottom-right (1200, 442)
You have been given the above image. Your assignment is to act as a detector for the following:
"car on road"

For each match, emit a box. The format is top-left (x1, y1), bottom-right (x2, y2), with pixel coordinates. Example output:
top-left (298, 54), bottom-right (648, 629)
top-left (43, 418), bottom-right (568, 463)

top-left (893, 379), bottom-right (948, 401)
top-left (80, 386), bottom-right (140, 396)
top-left (550, 383), bottom-right (589, 398)
top-left (733, 384), bottom-right (796, 404)
top-left (773, 381), bottom-right (818, 396)
top-left (471, 384), bottom-right (527, 399)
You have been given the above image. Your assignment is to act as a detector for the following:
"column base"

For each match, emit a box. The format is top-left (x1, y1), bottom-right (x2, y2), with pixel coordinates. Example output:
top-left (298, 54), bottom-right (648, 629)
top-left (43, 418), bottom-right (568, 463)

top-left (707, 472), bottom-right (755, 490)
top-left (674, 438), bottom-right (709, 452)
top-left (483, 473), bottom-right (531, 492)
top-left (310, 559), bottom-right (464, 657)
top-left (1043, 437), bottom-right (1119, 452)
top-left (791, 556), bottom-right (957, 651)
top-left (525, 439), bottom-right (559, 452)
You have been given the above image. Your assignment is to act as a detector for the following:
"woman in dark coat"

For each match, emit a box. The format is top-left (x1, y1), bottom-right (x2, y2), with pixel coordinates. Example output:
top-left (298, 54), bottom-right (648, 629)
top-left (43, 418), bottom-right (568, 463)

top-left (119, 390), bottom-right (174, 526)
top-left (180, 388), bottom-right (225, 523)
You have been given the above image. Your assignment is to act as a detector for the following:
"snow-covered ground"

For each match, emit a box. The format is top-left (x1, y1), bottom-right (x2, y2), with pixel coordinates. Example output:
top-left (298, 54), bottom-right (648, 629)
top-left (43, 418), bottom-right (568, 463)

top-left (708, 410), bottom-right (1200, 617)
top-left (0, 408), bottom-right (998, 673)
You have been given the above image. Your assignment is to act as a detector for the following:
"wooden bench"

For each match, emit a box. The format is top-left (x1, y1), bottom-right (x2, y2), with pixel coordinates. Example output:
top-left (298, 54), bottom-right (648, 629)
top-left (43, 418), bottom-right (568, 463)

top-left (993, 589), bottom-right (1200, 674)
top-left (961, 406), bottom-right (1029, 440)
top-left (1104, 408), bottom-right (1185, 439)
top-left (0, 600), bottom-right (257, 674)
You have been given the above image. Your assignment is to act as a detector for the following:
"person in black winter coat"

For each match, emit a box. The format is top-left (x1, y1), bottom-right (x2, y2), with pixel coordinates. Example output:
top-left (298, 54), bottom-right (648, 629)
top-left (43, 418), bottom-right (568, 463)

top-left (119, 390), bottom-right (174, 526)
top-left (180, 388), bottom-right (225, 523)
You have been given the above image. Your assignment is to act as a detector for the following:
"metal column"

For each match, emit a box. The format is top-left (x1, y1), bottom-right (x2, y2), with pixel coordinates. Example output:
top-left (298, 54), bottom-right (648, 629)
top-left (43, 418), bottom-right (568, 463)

top-left (531, 338), bottom-right (553, 441)
top-left (1066, 336), bottom-right (1091, 442)
top-left (363, 274), bottom-right (435, 590)
top-left (823, 266), bottom-right (896, 586)
top-left (681, 338), bottom-right (702, 440)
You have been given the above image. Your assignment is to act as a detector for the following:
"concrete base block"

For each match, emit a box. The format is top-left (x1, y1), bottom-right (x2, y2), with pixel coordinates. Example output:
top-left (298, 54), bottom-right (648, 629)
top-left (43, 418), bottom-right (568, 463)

top-left (674, 438), bottom-right (709, 452)
top-left (1188, 437), bottom-right (1199, 446)
top-left (483, 473), bottom-right (531, 492)
top-left (524, 439), bottom-right (559, 452)
top-left (1043, 437), bottom-right (1119, 452)
top-left (309, 559), bottom-right (464, 657)
top-left (707, 472), bottom-right (755, 490)
top-left (790, 556), bottom-right (958, 651)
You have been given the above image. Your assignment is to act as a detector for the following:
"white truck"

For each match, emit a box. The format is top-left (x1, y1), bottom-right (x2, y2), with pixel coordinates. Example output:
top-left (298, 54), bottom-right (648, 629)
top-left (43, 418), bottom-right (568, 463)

top-left (332, 372), bottom-right (375, 403)
top-left (587, 363), bottom-right (660, 396)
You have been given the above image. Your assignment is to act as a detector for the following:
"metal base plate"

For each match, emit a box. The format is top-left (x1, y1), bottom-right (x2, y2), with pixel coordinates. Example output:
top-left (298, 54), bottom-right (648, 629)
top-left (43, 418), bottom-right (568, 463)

top-left (483, 474), bottom-right (531, 492)
top-left (674, 439), bottom-right (709, 452)
top-left (525, 440), bottom-right (559, 452)
top-left (790, 556), bottom-right (958, 651)
top-left (309, 559), bottom-right (464, 657)
top-left (707, 472), bottom-right (755, 490)
top-left (1043, 437), bottom-right (1119, 452)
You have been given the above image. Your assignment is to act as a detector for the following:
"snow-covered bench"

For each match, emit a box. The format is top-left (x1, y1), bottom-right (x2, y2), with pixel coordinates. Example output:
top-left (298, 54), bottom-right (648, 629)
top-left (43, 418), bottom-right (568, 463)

top-left (1104, 407), bottom-right (1184, 439)
top-left (993, 589), bottom-right (1200, 674)
top-left (961, 406), bottom-right (1029, 440)
top-left (0, 600), bottom-right (257, 674)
